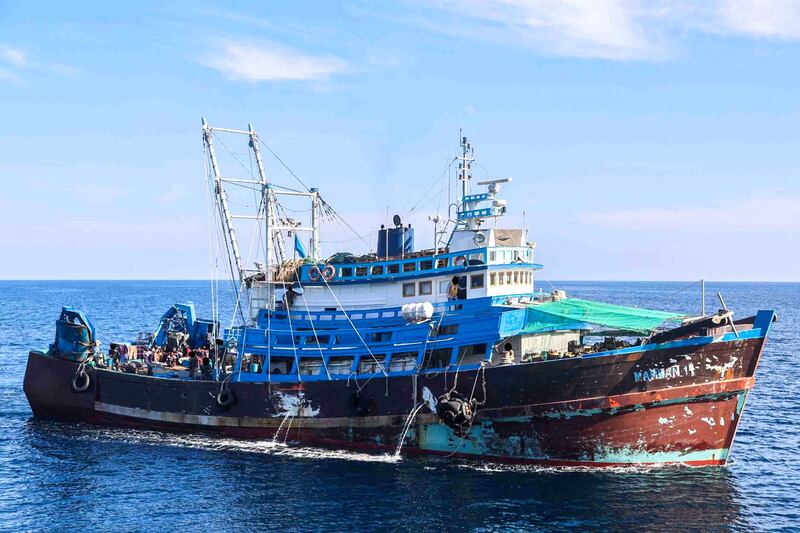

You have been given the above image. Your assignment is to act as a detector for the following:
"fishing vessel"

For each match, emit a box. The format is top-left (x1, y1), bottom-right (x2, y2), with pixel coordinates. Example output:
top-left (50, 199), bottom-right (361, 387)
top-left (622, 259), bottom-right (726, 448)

top-left (24, 121), bottom-right (776, 467)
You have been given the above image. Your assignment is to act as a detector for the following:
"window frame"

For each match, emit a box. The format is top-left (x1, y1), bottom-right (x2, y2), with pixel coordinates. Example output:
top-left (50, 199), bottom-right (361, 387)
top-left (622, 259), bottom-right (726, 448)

top-left (402, 282), bottom-right (416, 297)
top-left (419, 280), bottom-right (433, 296)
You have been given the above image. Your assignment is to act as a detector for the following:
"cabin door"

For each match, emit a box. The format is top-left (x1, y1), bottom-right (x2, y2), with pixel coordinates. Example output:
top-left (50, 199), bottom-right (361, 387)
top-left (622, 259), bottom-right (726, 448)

top-left (457, 276), bottom-right (467, 300)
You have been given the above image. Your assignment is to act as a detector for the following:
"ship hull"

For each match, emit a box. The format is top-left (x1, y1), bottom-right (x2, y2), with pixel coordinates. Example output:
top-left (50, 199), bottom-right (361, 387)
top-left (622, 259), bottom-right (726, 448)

top-left (24, 328), bottom-right (767, 467)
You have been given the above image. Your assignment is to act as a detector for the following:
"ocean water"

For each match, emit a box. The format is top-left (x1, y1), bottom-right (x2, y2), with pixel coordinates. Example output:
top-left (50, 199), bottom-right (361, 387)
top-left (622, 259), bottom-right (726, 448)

top-left (0, 280), bottom-right (797, 531)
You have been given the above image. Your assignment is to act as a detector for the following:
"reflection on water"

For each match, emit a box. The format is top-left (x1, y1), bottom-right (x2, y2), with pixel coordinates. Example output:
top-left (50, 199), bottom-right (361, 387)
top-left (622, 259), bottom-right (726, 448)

top-left (13, 420), bottom-right (748, 531)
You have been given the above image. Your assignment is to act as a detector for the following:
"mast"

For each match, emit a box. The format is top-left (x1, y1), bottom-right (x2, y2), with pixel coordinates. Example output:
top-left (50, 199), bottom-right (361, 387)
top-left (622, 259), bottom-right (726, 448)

top-left (203, 118), bottom-right (322, 315)
top-left (203, 118), bottom-right (246, 283)
top-left (248, 124), bottom-right (286, 276)
top-left (457, 131), bottom-right (473, 208)
top-left (448, 131), bottom-right (511, 243)
top-left (310, 188), bottom-right (321, 260)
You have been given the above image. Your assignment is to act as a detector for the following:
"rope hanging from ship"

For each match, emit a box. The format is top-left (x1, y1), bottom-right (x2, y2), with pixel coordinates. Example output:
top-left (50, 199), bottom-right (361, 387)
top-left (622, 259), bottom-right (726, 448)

top-left (436, 364), bottom-right (487, 439)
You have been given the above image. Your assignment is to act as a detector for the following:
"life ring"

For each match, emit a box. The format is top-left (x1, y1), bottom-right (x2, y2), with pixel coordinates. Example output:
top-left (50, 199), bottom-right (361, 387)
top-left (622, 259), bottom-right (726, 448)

top-left (454, 255), bottom-right (467, 267)
top-left (322, 265), bottom-right (336, 281)
top-left (216, 389), bottom-right (235, 409)
top-left (69, 369), bottom-right (91, 393)
top-left (309, 266), bottom-right (322, 282)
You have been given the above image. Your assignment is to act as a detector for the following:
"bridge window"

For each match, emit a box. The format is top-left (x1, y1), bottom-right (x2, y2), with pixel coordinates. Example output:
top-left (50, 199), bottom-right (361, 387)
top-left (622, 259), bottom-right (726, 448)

top-left (498, 272), bottom-right (504, 285)
top-left (513, 271), bottom-right (519, 284)
top-left (439, 280), bottom-right (450, 294)
top-left (328, 356), bottom-right (354, 375)
top-left (420, 260), bottom-right (433, 271)
top-left (423, 348), bottom-right (452, 369)
top-left (359, 355), bottom-right (386, 374)
top-left (489, 251), bottom-right (496, 262)
top-left (403, 262), bottom-right (416, 272)
top-left (372, 265), bottom-right (384, 275)
top-left (402, 282), bottom-right (415, 297)
top-left (419, 280), bottom-right (432, 296)
top-left (470, 274), bottom-right (485, 289)
top-left (490, 273), bottom-right (496, 286)
top-left (389, 352), bottom-right (418, 372)
top-left (506, 272), bottom-right (512, 285)
top-left (436, 257), bottom-right (449, 268)
top-left (340, 267), bottom-right (353, 277)
top-left (469, 253), bottom-right (484, 265)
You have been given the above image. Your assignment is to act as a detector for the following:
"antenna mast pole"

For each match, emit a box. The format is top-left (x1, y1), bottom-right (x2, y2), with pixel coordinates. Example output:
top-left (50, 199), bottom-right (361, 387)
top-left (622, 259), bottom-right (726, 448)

top-left (458, 131), bottom-right (473, 204)
top-left (203, 118), bottom-right (245, 284)
top-left (310, 188), bottom-right (321, 260)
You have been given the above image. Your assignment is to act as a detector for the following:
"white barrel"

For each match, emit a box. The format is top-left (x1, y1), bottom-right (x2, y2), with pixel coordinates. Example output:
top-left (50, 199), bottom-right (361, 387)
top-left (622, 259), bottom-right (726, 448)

top-left (401, 302), bottom-right (434, 322)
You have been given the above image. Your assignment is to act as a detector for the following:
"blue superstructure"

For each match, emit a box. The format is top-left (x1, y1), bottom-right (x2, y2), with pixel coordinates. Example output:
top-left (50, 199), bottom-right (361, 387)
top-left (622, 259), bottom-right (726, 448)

top-left (226, 297), bottom-right (509, 383)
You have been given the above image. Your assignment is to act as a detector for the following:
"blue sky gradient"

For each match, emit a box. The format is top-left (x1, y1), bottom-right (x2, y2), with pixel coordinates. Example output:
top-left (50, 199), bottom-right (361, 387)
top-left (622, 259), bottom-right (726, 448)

top-left (0, 1), bottom-right (798, 280)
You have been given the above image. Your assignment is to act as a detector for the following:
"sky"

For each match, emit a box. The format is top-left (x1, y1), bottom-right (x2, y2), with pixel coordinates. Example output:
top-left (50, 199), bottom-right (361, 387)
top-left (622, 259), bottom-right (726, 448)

top-left (0, 0), bottom-right (798, 281)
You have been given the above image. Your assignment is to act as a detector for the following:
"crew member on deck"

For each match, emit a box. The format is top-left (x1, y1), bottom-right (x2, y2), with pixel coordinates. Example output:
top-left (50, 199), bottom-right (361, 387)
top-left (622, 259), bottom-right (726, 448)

top-left (188, 350), bottom-right (199, 378)
top-left (200, 356), bottom-right (213, 380)
top-left (502, 342), bottom-right (515, 365)
top-left (448, 276), bottom-right (459, 300)
top-left (109, 344), bottom-right (120, 371)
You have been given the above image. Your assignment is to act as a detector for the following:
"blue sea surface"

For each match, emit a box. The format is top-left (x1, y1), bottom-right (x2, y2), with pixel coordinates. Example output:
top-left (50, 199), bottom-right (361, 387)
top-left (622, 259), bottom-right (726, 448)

top-left (0, 280), bottom-right (797, 531)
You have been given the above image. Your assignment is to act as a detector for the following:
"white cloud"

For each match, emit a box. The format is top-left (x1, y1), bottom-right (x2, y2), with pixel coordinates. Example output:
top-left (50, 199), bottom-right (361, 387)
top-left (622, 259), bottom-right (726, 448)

top-left (715, 0), bottom-right (800, 39)
top-left (202, 41), bottom-right (347, 81)
top-left (579, 196), bottom-right (800, 231)
top-left (0, 45), bottom-right (27, 67)
top-left (429, 0), bottom-right (657, 60)
top-left (0, 42), bottom-right (77, 84)
top-left (402, 0), bottom-right (800, 60)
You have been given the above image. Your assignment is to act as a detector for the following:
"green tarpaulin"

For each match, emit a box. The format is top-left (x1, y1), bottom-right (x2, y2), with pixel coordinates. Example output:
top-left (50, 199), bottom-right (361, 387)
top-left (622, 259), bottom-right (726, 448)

top-left (523, 298), bottom-right (683, 335)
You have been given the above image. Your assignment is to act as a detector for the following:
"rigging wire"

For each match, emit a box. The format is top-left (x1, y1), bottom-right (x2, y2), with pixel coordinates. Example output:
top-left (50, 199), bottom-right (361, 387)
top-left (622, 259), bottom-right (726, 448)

top-left (257, 138), bottom-right (310, 192)
top-left (317, 275), bottom-right (388, 388)
top-left (407, 156), bottom-right (458, 216)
